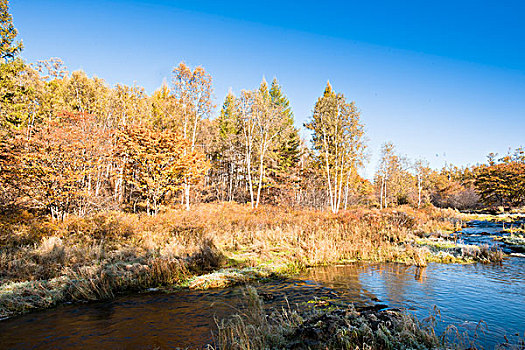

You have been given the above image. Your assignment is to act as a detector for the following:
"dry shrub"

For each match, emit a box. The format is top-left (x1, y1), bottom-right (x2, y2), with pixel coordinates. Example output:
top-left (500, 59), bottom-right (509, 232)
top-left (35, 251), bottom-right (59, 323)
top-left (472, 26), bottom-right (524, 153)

top-left (215, 286), bottom-right (302, 350)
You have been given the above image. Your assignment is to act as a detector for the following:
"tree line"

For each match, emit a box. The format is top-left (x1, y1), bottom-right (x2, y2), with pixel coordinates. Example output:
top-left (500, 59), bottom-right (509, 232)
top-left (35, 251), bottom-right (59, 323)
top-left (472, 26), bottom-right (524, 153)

top-left (0, 1), bottom-right (523, 218)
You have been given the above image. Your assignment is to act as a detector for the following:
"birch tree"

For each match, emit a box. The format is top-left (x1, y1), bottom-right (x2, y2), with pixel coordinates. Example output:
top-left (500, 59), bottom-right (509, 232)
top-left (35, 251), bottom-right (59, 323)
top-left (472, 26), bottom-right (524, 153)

top-left (377, 142), bottom-right (395, 209)
top-left (236, 90), bottom-right (257, 207)
top-left (376, 143), bottom-right (416, 208)
top-left (252, 80), bottom-right (287, 208)
top-left (213, 90), bottom-right (242, 201)
top-left (171, 62), bottom-right (213, 210)
top-left (413, 159), bottom-right (431, 208)
top-left (305, 82), bottom-right (366, 213)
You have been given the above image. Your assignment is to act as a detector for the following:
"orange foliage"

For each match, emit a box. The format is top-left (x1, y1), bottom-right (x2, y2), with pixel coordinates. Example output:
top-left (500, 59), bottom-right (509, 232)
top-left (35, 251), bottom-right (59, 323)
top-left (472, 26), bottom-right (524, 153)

top-left (2, 112), bottom-right (114, 218)
top-left (116, 124), bottom-right (209, 214)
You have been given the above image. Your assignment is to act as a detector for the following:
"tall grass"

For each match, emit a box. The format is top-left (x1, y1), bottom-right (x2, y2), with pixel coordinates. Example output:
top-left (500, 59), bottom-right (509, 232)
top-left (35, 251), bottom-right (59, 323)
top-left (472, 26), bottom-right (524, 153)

top-left (215, 287), bottom-right (525, 350)
top-left (214, 286), bottom-right (303, 350)
top-left (0, 203), bottom-right (473, 317)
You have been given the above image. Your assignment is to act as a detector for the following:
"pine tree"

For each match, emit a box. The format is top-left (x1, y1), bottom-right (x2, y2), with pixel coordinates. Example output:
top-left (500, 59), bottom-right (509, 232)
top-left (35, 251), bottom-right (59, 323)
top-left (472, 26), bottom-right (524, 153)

top-left (0, 59), bottom-right (30, 127)
top-left (259, 77), bottom-right (270, 100)
top-left (218, 90), bottom-right (238, 138)
top-left (213, 91), bottom-right (242, 201)
top-left (269, 78), bottom-right (301, 171)
top-left (0, 0), bottom-right (23, 62)
top-left (269, 78), bottom-right (292, 122)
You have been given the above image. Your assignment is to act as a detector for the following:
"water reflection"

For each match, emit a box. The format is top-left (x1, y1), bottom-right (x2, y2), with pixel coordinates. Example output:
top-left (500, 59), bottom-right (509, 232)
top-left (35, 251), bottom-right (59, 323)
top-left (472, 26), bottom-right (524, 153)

top-left (415, 266), bottom-right (427, 282)
top-left (0, 278), bottom-right (361, 349)
top-left (303, 258), bottom-right (525, 349)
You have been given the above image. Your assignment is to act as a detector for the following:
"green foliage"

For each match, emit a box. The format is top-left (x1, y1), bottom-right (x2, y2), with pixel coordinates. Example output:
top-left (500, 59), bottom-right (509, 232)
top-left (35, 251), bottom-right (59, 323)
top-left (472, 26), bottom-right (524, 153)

top-left (218, 91), bottom-right (239, 138)
top-left (0, 0), bottom-right (22, 62)
top-left (306, 82), bottom-right (365, 168)
top-left (269, 78), bottom-right (301, 171)
top-left (0, 0), bottom-right (521, 216)
top-left (0, 59), bottom-right (37, 128)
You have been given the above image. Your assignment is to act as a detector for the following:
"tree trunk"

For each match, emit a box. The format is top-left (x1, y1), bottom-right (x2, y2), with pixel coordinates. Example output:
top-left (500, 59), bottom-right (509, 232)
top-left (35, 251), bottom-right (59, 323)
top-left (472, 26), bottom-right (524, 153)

top-left (255, 145), bottom-right (266, 208)
top-left (417, 173), bottom-right (422, 208)
top-left (184, 183), bottom-right (190, 211)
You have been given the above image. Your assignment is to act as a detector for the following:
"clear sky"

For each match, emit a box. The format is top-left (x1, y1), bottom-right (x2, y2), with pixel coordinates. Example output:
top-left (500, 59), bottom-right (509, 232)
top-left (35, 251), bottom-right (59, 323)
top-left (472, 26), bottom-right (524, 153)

top-left (11, 0), bottom-right (525, 178)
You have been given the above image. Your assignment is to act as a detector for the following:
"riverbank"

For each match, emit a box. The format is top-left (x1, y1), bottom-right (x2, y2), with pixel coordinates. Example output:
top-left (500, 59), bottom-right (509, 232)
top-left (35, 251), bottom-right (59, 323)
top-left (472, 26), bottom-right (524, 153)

top-left (0, 203), bottom-right (503, 318)
top-left (215, 284), bottom-right (525, 350)
top-left (216, 286), bottom-right (444, 350)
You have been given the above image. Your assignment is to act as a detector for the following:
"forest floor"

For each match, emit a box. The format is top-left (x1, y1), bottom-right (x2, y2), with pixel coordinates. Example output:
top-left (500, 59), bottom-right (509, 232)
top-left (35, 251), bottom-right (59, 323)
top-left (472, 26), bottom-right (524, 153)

top-left (0, 203), bottom-right (505, 319)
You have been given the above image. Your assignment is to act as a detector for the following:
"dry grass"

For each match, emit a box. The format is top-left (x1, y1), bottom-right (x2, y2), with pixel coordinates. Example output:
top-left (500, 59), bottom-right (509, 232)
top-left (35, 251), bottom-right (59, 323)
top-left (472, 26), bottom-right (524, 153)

top-left (0, 209), bottom-right (225, 317)
top-left (0, 203), bottom-right (481, 318)
top-left (213, 286), bottom-right (303, 350)
top-left (214, 287), bottom-right (525, 350)
top-left (416, 238), bottom-right (504, 264)
top-left (204, 203), bottom-right (465, 267)
top-left (213, 286), bottom-right (443, 350)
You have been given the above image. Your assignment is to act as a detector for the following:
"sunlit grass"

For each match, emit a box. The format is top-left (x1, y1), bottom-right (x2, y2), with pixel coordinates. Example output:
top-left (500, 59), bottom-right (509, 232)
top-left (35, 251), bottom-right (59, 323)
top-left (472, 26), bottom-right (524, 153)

top-left (0, 203), bottom-right (501, 318)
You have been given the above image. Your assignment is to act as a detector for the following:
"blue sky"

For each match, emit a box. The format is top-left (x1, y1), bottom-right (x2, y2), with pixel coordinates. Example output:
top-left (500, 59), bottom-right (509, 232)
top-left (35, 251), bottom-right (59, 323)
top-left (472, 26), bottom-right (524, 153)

top-left (11, 0), bottom-right (525, 178)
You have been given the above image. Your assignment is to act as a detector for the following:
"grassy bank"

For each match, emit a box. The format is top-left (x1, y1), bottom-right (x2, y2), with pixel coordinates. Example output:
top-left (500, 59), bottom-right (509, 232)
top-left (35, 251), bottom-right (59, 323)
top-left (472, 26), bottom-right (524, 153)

top-left (0, 203), bottom-right (502, 318)
top-left (215, 286), bottom-right (444, 350)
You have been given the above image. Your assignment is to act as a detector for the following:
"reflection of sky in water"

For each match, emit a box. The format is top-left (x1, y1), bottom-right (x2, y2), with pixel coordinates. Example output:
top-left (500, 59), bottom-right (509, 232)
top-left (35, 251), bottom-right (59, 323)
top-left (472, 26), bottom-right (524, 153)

top-left (459, 220), bottom-right (516, 249)
top-left (301, 222), bottom-right (525, 348)
top-left (362, 262), bottom-right (523, 344)
top-left (307, 258), bottom-right (525, 348)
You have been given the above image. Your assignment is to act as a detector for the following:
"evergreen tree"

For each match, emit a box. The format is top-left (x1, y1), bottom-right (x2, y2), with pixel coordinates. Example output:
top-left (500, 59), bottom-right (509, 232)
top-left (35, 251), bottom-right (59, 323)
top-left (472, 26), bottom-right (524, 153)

top-left (259, 77), bottom-right (270, 100)
top-left (269, 78), bottom-right (301, 170)
top-left (0, 59), bottom-right (28, 127)
top-left (269, 78), bottom-right (292, 122)
top-left (209, 91), bottom-right (243, 202)
top-left (0, 0), bottom-right (23, 62)
top-left (218, 90), bottom-right (238, 138)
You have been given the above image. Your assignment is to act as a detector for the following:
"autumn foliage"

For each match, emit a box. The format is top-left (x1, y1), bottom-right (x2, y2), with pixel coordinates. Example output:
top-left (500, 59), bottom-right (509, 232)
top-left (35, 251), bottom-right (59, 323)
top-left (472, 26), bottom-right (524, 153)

top-left (0, 0), bottom-right (523, 216)
top-left (117, 125), bottom-right (209, 215)
top-left (474, 161), bottom-right (525, 207)
top-left (14, 112), bottom-right (115, 218)
top-left (0, 111), bottom-right (209, 218)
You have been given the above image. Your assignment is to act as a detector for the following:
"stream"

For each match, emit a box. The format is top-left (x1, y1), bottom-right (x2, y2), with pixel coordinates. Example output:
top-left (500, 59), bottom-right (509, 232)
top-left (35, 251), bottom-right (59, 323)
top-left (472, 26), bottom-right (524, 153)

top-left (1, 221), bottom-right (524, 349)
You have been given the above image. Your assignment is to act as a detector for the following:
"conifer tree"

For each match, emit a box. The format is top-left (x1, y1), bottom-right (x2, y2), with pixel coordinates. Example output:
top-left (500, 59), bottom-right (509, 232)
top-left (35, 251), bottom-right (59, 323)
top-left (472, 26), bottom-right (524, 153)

top-left (0, 0), bottom-right (23, 62)
top-left (252, 79), bottom-right (287, 207)
top-left (218, 91), bottom-right (238, 138)
top-left (269, 78), bottom-right (300, 170)
top-left (214, 91), bottom-right (242, 201)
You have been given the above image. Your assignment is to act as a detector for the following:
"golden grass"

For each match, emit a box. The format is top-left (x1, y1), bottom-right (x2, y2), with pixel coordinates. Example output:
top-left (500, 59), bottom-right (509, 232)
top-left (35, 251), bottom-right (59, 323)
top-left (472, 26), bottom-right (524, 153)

top-left (0, 203), bottom-right (488, 318)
